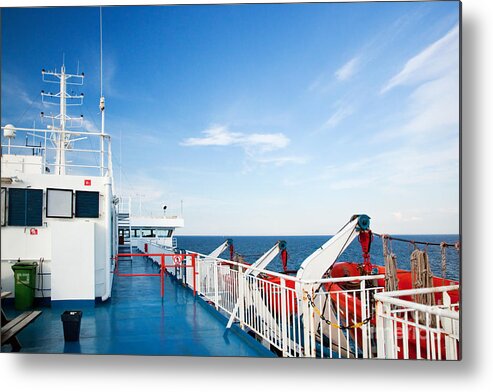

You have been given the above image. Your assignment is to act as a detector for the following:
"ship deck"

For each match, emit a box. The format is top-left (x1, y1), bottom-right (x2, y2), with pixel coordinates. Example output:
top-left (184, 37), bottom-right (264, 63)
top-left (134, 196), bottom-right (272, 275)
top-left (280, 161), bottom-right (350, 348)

top-left (1, 247), bottom-right (275, 357)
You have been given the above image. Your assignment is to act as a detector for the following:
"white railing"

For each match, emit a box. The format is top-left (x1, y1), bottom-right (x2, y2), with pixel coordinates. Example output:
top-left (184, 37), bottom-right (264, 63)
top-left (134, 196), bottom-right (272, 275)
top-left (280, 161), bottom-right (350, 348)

top-left (137, 239), bottom-right (384, 358)
top-left (118, 196), bottom-right (132, 215)
top-left (311, 283), bottom-right (383, 358)
top-left (1, 126), bottom-right (112, 177)
top-left (192, 255), bottom-right (386, 358)
top-left (134, 239), bottom-right (460, 359)
top-left (374, 285), bottom-right (460, 360)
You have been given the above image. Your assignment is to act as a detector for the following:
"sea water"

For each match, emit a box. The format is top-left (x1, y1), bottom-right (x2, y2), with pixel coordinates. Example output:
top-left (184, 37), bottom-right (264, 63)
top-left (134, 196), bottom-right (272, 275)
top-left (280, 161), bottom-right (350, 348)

top-left (176, 234), bottom-right (460, 281)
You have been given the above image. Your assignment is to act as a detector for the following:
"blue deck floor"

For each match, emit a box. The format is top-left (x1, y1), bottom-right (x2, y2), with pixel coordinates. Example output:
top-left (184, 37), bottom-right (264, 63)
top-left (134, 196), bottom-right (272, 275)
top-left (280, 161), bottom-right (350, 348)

top-left (1, 249), bottom-right (275, 357)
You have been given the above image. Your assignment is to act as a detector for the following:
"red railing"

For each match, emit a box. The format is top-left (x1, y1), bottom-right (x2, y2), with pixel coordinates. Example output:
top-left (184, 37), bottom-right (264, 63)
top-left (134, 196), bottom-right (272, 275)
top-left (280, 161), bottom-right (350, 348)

top-left (114, 253), bottom-right (198, 298)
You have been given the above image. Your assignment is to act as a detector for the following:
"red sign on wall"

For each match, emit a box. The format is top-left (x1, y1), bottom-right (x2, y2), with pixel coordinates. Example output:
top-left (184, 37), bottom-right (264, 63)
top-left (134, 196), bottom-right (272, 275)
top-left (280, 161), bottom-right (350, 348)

top-left (84, 179), bottom-right (92, 186)
top-left (30, 228), bottom-right (38, 235)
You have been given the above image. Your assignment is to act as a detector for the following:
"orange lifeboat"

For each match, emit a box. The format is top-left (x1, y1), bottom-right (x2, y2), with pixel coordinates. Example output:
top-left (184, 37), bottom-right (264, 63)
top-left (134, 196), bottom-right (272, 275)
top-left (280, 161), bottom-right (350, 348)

top-left (326, 261), bottom-right (459, 359)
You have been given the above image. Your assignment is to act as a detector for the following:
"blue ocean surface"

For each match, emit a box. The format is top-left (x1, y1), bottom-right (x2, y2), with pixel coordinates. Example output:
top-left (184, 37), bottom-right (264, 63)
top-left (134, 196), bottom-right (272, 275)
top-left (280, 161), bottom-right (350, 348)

top-left (176, 234), bottom-right (460, 281)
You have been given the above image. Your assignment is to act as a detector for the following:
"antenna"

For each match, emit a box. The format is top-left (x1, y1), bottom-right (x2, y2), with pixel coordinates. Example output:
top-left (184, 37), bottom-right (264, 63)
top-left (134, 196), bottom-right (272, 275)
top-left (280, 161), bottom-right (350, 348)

top-left (40, 65), bottom-right (85, 175)
top-left (99, 6), bottom-right (106, 177)
top-left (100, 6), bottom-right (103, 98)
top-left (119, 129), bottom-right (122, 195)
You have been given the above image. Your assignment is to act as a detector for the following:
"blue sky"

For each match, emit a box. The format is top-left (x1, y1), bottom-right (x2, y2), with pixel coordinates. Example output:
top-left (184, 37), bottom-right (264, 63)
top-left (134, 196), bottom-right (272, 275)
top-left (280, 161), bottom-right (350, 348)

top-left (1, 2), bottom-right (460, 235)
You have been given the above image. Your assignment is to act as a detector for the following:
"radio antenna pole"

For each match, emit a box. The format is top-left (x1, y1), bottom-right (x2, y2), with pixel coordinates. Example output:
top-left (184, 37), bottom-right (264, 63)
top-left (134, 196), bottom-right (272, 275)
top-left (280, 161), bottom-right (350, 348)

top-left (99, 6), bottom-right (106, 176)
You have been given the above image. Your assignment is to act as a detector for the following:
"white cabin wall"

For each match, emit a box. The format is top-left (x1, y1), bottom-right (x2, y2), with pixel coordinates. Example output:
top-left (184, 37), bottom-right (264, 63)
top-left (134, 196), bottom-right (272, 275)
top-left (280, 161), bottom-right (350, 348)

top-left (0, 170), bottom-right (112, 301)
top-left (0, 227), bottom-right (52, 295)
top-left (1, 225), bottom-right (53, 259)
top-left (94, 218), bottom-right (108, 297)
top-left (50, 221), bottom-right (95, 301)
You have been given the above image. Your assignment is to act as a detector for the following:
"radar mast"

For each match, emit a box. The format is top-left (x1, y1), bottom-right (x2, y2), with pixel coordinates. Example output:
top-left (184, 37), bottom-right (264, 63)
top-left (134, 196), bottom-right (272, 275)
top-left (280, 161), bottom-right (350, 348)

top-left (40, 63), bottom-right (85, 175)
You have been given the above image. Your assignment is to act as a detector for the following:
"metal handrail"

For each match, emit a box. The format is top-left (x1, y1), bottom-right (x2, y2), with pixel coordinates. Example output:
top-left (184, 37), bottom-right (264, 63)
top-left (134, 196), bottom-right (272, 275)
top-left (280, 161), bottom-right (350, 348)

top-left (374, 285), bottom-right (460, 319)
top-left (140, 238), bottom-right (460, 359)
top-left (1, 126), bottom-right (111, 138)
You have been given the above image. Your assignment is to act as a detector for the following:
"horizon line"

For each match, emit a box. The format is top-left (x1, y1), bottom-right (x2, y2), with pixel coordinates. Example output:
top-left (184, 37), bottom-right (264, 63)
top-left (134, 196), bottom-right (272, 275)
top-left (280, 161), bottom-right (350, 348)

top-left (175, 233), bottom-right (460, 237)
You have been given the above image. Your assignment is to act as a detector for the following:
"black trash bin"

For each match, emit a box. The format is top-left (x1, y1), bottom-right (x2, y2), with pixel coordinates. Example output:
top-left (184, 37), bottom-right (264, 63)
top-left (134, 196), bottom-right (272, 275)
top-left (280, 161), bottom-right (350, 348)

top-left (61, 311), bottom-right (83, 342)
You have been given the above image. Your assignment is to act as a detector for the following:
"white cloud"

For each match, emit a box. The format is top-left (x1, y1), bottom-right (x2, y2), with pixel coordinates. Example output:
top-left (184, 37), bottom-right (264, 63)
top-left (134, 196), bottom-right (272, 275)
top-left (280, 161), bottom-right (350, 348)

top-left (330, 176), bottom-right (377, 190)
top-left (381, 24), bottom-right (459, 94)
top-left (374, 24), bottom-right (459, 144)
top-left (307, 57), bottom-right (360, 93)
top-left (101, 54), bottom-right (122, 99)
top-left (251, 155), bottom-right (308, 167)
top-left (393, 211), bottom-right (403, 221)
top-left (82, 118), bottom-right (100, 133)
top-left (116, 172), bottom-right (176, 216)
top-left (335, 57), bottom-right (360, 81)
top-left (283, 137), bottom-right (458, 191)
top-left (2, 72), bottom-right (34, 106)
top-left (181, 125), bottom-right (290, 152)
top-left (404, 71), bottom-right (459, 132)
top-left (181, 125), bottom-right (309, 170)
top-left (393, 211), bottom-right (422, 222)
top-left (374, 71), bottom-right (458, 143)
top-left (324, 105), bottom-right (354, 130)
top-left (310, 11), bottom-right (432, 94)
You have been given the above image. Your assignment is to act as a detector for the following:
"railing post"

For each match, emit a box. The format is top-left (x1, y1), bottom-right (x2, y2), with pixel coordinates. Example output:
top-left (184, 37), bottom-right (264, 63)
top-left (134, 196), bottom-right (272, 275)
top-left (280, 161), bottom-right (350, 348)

top-left (238, 266), bottom-right (245, 329)
top-left (442, 290), bottom-right (457, 360)
top-left (309, 285), bottom-right (316, 357)
top-left (192, 254), bottom-right (197, 297)
top-left (385, 302), bottom-right (397, 359)
top-left (280, 277), bottom-right (289, 357)
top-left (360, 279), bottom-right (369, 358)
top-left (198, 256), bottom-right (203, 294)
top-left (301, 283), bottom-right (312, 357)
top-left (160, 255), bottom-right (164, 299)
top-left (214, 259), bottom-right (219, 309)
top-left (377, 301), bottom-right (396, 359)
top-left (376, 300), bottom-right (385, 358)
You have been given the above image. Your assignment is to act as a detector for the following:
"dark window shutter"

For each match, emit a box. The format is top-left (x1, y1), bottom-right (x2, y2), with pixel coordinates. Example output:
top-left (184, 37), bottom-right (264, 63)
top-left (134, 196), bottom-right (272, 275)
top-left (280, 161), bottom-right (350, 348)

top-left (8, 188), bottom-right (27, 226)
top-left (75, 191), bottom-right (99, 218)
top-left (26, 189), bottom-right (43, 226)
top-left (8, 188), bottom-right (43, 226)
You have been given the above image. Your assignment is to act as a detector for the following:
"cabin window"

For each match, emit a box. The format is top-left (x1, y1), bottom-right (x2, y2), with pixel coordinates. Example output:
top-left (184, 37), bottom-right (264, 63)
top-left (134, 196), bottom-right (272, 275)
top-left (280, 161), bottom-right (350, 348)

top-left (1, 188), bottom-right (6, 226)
top-left (46, 188), bottom-right (73, 218)
top-left (8, 188), bottom-right (43, 226)
top-left (75, 190), bottom-right (100, 218)
top-left (155, 229), bottom-right (169, 238)
top-left (141, 229), bottom-right (154, 237)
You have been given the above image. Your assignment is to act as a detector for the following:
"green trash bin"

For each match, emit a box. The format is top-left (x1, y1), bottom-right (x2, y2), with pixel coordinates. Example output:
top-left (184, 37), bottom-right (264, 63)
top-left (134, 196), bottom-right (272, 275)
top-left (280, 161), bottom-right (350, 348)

top-left (11, 261), bottom-right (38, 310)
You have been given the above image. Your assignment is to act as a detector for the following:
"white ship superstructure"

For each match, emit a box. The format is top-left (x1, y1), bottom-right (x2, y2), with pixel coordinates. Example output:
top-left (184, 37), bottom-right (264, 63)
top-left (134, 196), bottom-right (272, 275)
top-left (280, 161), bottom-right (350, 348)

top-left (116, 196), bottom-right (184, 251)
top-left (1, 64), bottom-right (117, 304)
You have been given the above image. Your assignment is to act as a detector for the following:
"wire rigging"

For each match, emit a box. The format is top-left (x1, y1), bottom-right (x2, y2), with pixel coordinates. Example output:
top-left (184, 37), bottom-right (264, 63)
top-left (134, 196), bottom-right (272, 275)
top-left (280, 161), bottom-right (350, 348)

top-left (373, 232), bottom-right (459, 248)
